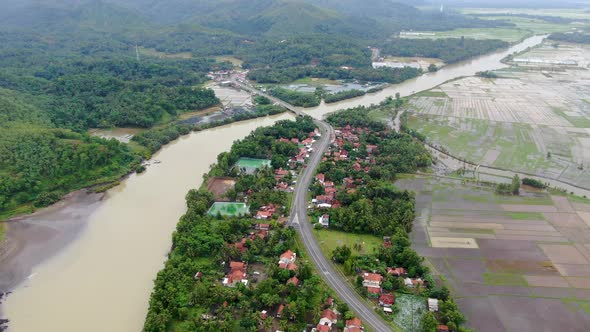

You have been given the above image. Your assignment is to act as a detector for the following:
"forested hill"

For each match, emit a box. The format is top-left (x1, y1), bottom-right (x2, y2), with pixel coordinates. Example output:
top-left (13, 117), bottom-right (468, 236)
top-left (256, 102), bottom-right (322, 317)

top-left (0, 0), bottom-right (513, 219)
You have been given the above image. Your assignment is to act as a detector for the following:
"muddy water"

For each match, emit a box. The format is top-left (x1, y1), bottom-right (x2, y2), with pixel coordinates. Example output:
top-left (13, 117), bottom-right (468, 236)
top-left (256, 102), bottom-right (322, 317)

top-left (305, 35), bottom-right (546, 119)
top-left (2, 113), bottom-right (293, 332)
top-left (2, 35), bottom-right (547, 332)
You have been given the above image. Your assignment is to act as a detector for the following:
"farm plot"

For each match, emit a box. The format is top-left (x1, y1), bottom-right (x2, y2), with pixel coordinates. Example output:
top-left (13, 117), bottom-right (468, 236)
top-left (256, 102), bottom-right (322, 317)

top-left (399, 176), bottom-right (590, 332)
top-left (406, 43), bottom-right (590, 189)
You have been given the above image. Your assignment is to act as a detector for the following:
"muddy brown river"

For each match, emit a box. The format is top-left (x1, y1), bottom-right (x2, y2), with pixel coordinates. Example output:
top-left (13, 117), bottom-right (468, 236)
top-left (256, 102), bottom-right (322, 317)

top-left (1, 35), bottom-right (545, 332)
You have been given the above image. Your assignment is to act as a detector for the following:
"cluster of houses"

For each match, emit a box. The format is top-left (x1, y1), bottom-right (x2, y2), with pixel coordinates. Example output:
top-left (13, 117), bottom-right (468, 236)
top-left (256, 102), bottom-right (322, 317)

top-left (310, 298), bottom-right (364, 332)
top-left (312, 173), bottom-right (341, 210)
top-left (274, 168), bottom-right (294, 192)
top-left (311, 125), bottom-right (382, 212)
top-left (277, 131), bottom-right (318, 169)
top-left (360, 265), bottom-right (425, 314)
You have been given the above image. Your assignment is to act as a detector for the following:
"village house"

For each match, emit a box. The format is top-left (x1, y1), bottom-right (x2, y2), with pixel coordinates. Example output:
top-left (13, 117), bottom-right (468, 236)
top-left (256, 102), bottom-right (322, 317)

top-left (222, 261), bottom-right (248, 287)
top-left (255, 204), bottom-right (277, 220)
top-left (387, 267), bottom-right (407, 277)
top-left (274, 168), bottom-right (290, 181)
top-left (279, 249), bottom-right (298, 270)
top-left (249, 230), bottom-right (268, 241)
top-left (316, 173), bottom-right (325, 185)
top-left (276, 304), bottom-right (285, 318)
top-left (366, 145), bottom-right (378, 154)
top-left (319, 214), bottom-right (330, 227)
top-left (256, 223), bottom-right (270, 231)
top-left (437, 325), bottom-right (450, 332)
top-left (230, 238), bottom-right (248, 254)
top-left (194, 271), bottom-right (203, 280)
top-left (287, 276), bottom-right (300, 286)
top-left (404, 277), bottom-right (425, 288)
top-left (316, 309), bottom-right (338, 329)
top-left (362, 272), bottom-right (383, 289)
top-left (344, 317), bottom-right (363, 332)
top-left (428, 298), bottom-right (439, 312)
top-left (343, 177), bottom-right (355, 188)
top-left (379, 293), bottom-right (395, 307)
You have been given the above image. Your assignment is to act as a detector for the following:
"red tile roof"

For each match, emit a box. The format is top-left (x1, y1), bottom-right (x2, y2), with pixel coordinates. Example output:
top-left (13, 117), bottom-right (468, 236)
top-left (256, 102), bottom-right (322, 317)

top-left (380, 293), bottom-right (395, 305)
top-left (230, 261), bottom-right (246, 270)
top-left (346, 317), bottom-right (362, 327)
top-left (287, 276), bottom-right (299, 286)
top-left (280, 249), bottom-right (296, 260)
top-left (321, 309), bottom-right (337, 321)
top-left (315, 324), bottom-right (330, 332)
top-left (367, 287), bottom-right (381, 294)
top-left (364, 272), bottom-right (383, 282)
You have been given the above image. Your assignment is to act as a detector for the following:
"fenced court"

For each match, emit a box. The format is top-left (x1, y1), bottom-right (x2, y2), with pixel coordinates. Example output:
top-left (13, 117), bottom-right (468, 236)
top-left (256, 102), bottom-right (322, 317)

top-left (235, 158), bottom-right (272, 174)
top-left (207, 202), bottom-right (249, 217)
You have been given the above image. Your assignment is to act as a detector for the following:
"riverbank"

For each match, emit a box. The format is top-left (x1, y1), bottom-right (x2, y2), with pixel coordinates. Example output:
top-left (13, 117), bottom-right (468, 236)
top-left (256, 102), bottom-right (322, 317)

top-left (1, 113), bottom-right (293, 332)
top-left (0, 190), bottom-right (104, 293)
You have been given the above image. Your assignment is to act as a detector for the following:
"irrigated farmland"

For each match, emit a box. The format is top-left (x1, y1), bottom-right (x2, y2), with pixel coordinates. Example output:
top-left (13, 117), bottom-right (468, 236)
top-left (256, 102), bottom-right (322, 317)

top-left (406, 41), bottom-right (590, 189)
top-left (397, 176), bottom-right (590, 332)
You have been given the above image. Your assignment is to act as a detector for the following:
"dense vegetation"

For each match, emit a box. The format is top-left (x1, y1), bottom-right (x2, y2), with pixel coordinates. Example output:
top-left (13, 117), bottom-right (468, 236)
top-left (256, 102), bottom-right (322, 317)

top-left (522, 177), bottom-right (547, 189)
top-left (144, 117), bottom-right (334, 332)
top-left (249, 65), bottom-right (422, 84)
top-left (132, 102), bottom-right (286, 153)
top-left (324, 89), bottom-right (366, 103)
top-left (316, 106), bottom-right (431, 236)
top-left (269, 87), bottom-right (321, 107)
top-left (548, 32), bottom-right (590, 44)
top-left (0, 87), bottom-right (143, 217)
top-left (380, 38), bottom-right (509, 64)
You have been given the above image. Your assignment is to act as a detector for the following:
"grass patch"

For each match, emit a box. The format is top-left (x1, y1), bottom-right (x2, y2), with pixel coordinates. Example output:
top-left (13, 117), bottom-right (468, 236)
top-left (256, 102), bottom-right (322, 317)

top-left (506, 212), bottom-right (545, 220)
top-left (313, 228), bottom-right (383, 256)
top-left (567, 194), bottom-right (590, 205)
top-left (0, 204), bottom-right (34, 222)
top-left (449, 227), bottom-right (496, 234)
top-left (415, 90), bottom-right (448, 98)
top-left (292, 77), bottom-right (341, 86)
top-left (214, 56), bottom-right (243, 67)
top-left (578, 302), bottom-right (590, 316)
top-left (0, 222), bottom-right (5, 243)
top-left (553, 107), bottom-right (590, 128)
top-left (483, 272), bottom-right (528, 286)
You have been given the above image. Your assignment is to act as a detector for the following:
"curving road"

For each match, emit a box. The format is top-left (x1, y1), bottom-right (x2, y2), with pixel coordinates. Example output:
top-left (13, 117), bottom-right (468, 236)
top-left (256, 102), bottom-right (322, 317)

top-left (233, 79), bottom-right (394, 331)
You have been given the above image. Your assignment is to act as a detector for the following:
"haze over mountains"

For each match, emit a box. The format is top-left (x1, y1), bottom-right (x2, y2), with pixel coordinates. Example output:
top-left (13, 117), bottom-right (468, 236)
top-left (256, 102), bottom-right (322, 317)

top-left (0, 0), bottom-right (507, 39)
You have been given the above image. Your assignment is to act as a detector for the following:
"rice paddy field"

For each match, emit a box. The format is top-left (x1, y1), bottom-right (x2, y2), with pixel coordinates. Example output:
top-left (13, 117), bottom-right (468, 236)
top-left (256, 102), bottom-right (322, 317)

top-left (406, 42), bottom-right (590, 189)
top-left (402, 8), bottom-right (589, 42)
top-left (206, 202), bottom-right (249, 217)
top-left (397, 176), bottom-right (590, 332)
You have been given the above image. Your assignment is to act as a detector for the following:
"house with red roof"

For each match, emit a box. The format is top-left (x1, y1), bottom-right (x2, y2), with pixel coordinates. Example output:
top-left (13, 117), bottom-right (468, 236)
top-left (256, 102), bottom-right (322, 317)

top-left (366, 145), bottom-right (378, 154)
top-left (318, 309), bottom-right (338, 327)
top-left (276, 304), bottom-right (285, 318)
top-left (344, 317), bottom-right (363, 332)
top-left (387, 267), bottom-right (407, 277)
top-left (287, 276), bottom-right (300, 286)
top-left (223, 261), bottom-right (248, 287)
top-left (362, 272), bottom-right (383, 288)
top-left (278, 249), bottom-right (297, 270)
top-left (437, 325), bottom-right (449, 332)
top-left (379, 293), bottom-right (395, 307)
top-left (316, 173), bottom-right (325, 184)
top-left (274, 168), bottom-right (289, 180)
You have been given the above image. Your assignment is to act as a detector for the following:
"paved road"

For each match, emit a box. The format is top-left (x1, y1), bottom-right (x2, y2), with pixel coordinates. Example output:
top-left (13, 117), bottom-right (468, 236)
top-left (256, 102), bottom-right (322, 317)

top-left (233, 79), bottom-right (394, 331)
